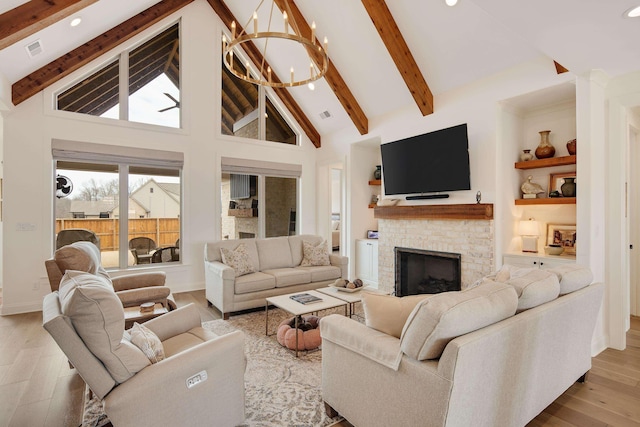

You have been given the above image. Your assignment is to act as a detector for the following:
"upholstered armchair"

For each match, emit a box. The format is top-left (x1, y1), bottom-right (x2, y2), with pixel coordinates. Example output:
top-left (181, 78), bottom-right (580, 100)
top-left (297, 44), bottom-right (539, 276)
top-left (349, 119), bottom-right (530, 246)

top-left (44, 241), bottom-right (177, 310)
top-left (43, 272), bottom-right (246, 426)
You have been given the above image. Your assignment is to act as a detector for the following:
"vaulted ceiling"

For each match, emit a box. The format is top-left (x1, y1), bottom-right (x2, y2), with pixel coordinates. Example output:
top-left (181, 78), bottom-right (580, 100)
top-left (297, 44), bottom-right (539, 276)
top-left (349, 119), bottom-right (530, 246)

top-left (1, 0), bottom-right (640, 146)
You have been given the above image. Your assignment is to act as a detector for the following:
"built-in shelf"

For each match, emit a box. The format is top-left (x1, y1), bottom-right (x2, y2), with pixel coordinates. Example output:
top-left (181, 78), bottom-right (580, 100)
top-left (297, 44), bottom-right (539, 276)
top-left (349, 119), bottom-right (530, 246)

top-left (515, 197), bottom-right (576, 206)
top-left (514, 155), bottom-right (576, 170)
top-left (368, 203), bottom-right (377, 209)
top-left (369, 179), bottom-right (381, 185)
top-left (374, 203), bottom-right (493, 220)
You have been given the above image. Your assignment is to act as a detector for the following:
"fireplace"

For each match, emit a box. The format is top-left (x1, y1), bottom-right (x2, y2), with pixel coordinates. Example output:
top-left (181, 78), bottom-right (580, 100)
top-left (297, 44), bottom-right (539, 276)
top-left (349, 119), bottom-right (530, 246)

top-left (395, 247), bottom-right (461, 296)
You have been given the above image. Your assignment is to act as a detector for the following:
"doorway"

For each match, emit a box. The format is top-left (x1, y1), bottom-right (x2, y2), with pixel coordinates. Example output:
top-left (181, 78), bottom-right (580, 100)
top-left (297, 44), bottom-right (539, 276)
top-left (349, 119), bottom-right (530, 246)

top-left (630, 124), bottom-right (640, 316)
top-left (330, 167), bottom-right (343, 255)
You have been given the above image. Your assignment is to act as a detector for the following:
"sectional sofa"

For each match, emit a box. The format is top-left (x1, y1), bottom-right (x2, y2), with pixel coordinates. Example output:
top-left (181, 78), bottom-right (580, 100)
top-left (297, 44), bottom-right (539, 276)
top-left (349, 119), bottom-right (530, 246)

top-left (204, 234), bottom-right (348, 319)
top-left (321, 264), bottom-right (603, 427)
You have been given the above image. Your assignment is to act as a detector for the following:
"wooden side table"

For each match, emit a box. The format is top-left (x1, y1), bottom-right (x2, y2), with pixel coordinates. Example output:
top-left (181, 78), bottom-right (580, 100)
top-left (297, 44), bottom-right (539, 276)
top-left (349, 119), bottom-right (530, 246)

top-left (124, 303), bottom-right (168, 329)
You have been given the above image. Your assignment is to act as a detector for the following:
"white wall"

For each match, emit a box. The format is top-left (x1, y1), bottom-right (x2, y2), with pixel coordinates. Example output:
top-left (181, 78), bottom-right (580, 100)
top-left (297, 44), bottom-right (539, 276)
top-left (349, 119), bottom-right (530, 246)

top-left (0, 1), bottom-right (320, 314)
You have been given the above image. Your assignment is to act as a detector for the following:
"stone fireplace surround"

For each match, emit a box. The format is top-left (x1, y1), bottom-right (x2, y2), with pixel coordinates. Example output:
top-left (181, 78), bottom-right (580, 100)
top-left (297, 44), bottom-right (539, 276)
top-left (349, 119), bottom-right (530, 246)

top-left (374, 204), bottom-right (494, 295)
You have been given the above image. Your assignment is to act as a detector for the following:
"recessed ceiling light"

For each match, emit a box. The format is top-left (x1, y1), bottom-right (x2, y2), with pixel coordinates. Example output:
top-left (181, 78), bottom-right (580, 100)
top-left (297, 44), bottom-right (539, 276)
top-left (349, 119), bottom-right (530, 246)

top-left (70, 17), bottom-right (82, 27)
top-left (445, 0), bottom-right (458, 6)
top-left (624, 5), bottom-right (640, 17)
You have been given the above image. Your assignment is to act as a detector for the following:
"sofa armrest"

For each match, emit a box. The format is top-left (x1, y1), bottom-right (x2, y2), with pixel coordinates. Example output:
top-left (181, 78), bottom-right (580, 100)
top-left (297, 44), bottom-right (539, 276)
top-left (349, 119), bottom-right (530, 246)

top-left (142, 303), bottom-right (202, 341)
top-left (204, 260), bottom-right (236, 316)
top-left (111, 272), bottom-right (166, 291)
top-left (116, 287), bottom-right (170, 308)
top-left (329, 254), bottom-right (348, 279)
top-left (320, 314), bottom-right (402, 370)
top-left (104, 330), bottom-right (246, 427)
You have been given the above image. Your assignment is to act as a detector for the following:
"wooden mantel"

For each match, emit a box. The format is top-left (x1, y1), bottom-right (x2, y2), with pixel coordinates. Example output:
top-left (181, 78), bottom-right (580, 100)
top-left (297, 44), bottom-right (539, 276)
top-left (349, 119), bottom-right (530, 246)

top-left (374, 203), bottom-right (494, 220)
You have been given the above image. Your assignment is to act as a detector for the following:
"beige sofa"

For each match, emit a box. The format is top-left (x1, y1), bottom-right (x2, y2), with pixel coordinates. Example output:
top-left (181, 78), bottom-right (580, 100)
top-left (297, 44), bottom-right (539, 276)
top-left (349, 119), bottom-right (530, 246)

top-left (204, 235), bottom-right (348, 319)
top-left (321, 265), bottom-right (603, 427)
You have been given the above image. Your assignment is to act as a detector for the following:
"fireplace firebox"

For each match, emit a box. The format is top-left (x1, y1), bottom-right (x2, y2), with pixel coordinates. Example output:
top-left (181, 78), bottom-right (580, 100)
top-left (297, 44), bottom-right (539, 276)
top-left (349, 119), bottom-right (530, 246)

top-left (394, 247), bottom-right (461, 296)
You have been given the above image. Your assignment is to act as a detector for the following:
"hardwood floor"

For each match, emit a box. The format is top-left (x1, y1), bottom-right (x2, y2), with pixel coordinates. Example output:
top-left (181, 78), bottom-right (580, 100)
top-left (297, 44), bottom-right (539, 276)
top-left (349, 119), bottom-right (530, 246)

top-left (0, 292), bottom-right (637, 427)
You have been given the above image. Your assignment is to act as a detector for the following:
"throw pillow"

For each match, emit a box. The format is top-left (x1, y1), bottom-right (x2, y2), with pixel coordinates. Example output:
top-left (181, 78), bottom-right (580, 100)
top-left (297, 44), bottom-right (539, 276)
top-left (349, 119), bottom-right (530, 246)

top-left (130, 322), bottom-right (165, 363)
top-left (300, 240), bottom-right (330, 266)
top-left (220, 244), bottom-right (256, 277)
top-left (361, 293), bottom-right (431, 338)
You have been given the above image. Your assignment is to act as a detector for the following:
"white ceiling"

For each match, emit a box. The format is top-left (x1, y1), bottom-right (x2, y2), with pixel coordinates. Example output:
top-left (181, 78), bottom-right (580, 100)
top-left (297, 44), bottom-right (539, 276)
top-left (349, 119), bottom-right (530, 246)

top-left (1, 0), bottom-right (640, 137)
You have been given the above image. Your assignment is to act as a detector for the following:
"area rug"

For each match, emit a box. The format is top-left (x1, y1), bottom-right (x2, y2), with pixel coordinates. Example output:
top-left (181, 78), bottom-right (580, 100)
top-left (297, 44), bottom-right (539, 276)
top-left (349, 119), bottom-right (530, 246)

top-left (82, 308), bottom-right (345, 427)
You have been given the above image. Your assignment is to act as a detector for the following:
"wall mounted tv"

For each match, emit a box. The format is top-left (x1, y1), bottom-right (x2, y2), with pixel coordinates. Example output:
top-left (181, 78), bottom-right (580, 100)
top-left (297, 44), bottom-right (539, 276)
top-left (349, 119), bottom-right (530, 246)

top-left (380, 123), bottom-right (471, 199)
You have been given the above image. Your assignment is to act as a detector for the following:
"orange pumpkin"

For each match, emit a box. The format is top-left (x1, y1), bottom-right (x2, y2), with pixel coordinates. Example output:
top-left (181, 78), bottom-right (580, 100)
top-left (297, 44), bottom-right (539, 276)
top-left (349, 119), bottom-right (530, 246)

top-left (276, 315), bottom-right (321, 351)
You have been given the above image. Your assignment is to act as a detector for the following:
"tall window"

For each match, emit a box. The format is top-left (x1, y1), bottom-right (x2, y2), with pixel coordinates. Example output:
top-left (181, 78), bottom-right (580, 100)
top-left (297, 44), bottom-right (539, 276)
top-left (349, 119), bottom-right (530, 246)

top-left (53, 141), bottom-right (183, 268)
top-left (221, 42), bottom-right (298, 145)
top-left (56, 23), bottom-right (180, 129)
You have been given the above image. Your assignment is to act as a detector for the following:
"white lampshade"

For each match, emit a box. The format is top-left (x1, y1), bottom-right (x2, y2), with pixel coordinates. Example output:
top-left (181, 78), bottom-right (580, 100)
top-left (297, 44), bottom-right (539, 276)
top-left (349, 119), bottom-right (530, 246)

top-left (518, 219), bottom-right (539, 236)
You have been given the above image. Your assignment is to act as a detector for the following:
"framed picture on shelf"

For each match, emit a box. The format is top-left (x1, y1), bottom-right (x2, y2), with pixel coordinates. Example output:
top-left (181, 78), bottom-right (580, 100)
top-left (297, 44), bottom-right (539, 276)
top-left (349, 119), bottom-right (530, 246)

top-left (548, 172), bottom-right (576, 195)
top-left (547, 224), bottom-right (576, 255)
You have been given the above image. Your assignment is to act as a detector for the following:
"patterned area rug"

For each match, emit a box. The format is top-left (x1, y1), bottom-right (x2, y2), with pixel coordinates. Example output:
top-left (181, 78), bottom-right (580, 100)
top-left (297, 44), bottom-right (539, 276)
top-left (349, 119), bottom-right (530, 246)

top-left (82, 307), bottom-right (345, 427)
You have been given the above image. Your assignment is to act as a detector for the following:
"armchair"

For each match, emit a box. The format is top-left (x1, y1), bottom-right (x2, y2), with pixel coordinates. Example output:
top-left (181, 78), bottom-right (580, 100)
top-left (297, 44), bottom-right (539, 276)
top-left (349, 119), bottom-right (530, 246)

top-left (45, 241), bottom-right (177, 310)
top-left (43, 273), bottom-right (246, 426)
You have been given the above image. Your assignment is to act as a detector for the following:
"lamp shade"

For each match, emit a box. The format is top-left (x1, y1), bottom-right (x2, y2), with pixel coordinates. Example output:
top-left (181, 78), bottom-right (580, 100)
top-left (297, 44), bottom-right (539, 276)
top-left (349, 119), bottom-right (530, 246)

top-left (518, 220), bottom-right (539, 236)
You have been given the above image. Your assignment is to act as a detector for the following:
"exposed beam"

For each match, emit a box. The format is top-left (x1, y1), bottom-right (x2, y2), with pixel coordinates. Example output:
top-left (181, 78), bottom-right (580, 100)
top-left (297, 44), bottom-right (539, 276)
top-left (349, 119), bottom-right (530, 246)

top-left (554, 61), bottom-right (569, 74)
top-left (273, 0), bottom-right (369, 135)
top-left (0, 0), bottom-right (98, 50)
top-left (11, 0), bottom-right (193, 106)
top-left (361, 0), bottom-right (433, 116)
top-left (207, 0), bottom-right (321, 147)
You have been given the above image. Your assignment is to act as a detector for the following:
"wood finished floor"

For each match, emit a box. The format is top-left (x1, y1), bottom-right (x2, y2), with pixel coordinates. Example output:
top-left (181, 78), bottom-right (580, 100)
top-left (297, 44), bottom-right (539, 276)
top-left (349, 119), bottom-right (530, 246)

top-left (0, 291), bottom-right (638, 427)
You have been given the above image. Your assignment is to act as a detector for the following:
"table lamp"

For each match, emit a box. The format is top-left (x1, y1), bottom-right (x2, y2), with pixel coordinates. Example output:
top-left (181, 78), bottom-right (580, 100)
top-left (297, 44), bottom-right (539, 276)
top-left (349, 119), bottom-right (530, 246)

top-left (518, 218), bottom-right (539, 253)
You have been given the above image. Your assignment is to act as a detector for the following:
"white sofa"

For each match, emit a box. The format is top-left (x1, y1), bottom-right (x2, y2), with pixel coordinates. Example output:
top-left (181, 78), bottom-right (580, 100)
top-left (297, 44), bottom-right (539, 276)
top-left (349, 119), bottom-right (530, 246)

top-left (204, 235), bottom-right (348, 319)
top-left (321, 265), bottom-right (603, 427)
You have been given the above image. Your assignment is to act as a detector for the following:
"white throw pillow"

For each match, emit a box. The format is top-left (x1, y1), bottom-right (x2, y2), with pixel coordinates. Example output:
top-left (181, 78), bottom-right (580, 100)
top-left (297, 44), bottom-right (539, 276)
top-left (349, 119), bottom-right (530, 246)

top-left (300, 240), bottom-right (330, 266)
top-left (362, 293), bottom-right (431, 338)
top-left (130, 322), bottom-right (165, 363)
top-left (220, 244), bottom-right (256, 277)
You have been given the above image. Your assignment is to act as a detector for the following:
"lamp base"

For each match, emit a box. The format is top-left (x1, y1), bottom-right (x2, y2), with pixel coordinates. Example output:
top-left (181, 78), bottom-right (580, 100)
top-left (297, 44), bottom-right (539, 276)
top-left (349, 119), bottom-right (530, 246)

top-left (521, 236), bottom-right (538, 253)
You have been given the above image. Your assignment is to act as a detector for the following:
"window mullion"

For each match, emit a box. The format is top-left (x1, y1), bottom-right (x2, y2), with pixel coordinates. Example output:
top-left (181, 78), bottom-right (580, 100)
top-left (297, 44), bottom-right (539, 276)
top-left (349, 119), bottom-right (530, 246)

top-left (258, 86), bottom-right (266, 140)
top-left (119, 165), bottom-right (129, 268)
top-left (119, 52), bottom-right (129, 121)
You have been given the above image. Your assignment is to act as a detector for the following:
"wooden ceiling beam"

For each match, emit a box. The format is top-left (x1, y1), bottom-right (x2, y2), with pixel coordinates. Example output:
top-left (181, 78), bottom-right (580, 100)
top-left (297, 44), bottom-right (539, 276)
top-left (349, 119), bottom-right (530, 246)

top-left (206, 0), bottom-right (321, 148)
top-left (361, 0), bottom-right (433, 116)
top-left (554, 61), bottom-right (569, 74)
top-left (0, 0), bottom-right (98, 50)
top-left (273, 0), bottom-right (369, 135)
top-left (11, 0), bottom-right (194, 106)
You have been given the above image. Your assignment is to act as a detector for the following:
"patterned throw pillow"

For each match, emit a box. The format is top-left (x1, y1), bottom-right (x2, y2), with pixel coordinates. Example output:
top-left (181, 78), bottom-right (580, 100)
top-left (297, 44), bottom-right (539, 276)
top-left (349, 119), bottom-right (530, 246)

top-left (300, 240), bottom-right (330, 267)
top-left (220, 244), bottom-right (256, 277)
top-left (129, 322), bottom-right (165, 364)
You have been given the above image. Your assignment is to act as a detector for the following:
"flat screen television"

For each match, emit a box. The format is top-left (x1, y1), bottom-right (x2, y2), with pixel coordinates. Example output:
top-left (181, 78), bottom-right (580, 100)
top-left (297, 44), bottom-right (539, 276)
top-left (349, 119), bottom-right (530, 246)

top-left (380, 123), bottom-right (471, 197)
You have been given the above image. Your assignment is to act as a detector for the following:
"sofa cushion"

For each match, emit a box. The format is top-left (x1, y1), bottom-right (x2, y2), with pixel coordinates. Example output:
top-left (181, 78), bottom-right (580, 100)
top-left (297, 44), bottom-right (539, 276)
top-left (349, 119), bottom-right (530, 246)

top-left (54, 241), bottom-right (111, 283)
top-left (546, 264), bottom-right (593, 295)
top-left (295, 265), bottom-right (342, 282)
top-left (58, 270), bottom-right (150, 383)
top-left (221, 244), bottom-right (256, 277)
top-left (401, 282), bottom-right (518, 360)
top-left (300, 240), bottom-right (330, 266)
top-left (362, 293), bottom-right (431, 338)
top-left (235, 271), bottom-right (276, 294)
top-left (263, 268), bottom-right (311, 288)
top-left (289, 235), bottom-right (324, 266)
top-left (256, 237), bottom-right (294, 270)
top-left (130, 322), bottom-right (165, 363)
top-left (206, 239), bottom-right (260, 271)
top-left (494, 266), bottom-right (560, 312)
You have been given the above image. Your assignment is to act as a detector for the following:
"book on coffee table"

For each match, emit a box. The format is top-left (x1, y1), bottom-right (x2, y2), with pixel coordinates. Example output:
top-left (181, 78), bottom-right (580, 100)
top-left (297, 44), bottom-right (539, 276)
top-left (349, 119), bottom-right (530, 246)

top-left (289, 293), bottom-right (323, 305)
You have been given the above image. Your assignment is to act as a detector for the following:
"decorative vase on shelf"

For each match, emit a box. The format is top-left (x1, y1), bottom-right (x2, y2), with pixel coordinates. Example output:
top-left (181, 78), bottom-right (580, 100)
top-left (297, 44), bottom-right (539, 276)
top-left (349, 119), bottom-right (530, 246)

top-left (534, 130), bottom-right (555, 159)
top-left (520, 149), bottom-right (534, 162)
top-left (560, 177), bottom-right (576, 197)
top-left (373, 165), bottom-right (381, 180)
top-left (566, 139), bottom-right (576, 155)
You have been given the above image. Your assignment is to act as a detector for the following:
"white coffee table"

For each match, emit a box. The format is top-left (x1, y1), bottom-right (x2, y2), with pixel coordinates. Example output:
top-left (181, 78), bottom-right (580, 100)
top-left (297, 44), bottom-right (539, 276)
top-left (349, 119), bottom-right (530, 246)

top-left (265, 290), bottom-right (347, 357)
top-left (316, 286), bottom-right (388, 317)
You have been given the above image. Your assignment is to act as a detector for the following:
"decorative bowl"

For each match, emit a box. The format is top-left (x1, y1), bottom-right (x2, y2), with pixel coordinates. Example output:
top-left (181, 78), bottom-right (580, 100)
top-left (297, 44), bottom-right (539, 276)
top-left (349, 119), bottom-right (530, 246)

top-left (544, 245), bottom-right (564, 256)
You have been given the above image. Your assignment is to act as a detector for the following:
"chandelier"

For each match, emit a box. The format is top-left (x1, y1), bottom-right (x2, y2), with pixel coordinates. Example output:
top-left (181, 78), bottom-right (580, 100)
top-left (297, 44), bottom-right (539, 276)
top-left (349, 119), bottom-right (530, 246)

top-left (222, 0), bottom-right (329, 89)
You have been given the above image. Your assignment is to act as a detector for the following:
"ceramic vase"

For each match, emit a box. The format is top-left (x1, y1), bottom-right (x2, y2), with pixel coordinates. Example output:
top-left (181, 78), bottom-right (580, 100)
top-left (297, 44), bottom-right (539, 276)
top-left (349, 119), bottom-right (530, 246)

top-left (561, 177), bottom-right (576, 197)
top-left (374, 165), bottom-right (381, 180)
top-left (535, 130), bottom-right (555, 159)
top-left (520, 149), bottom-right (534, 162)
top-left (566, 139), bottom-right (576, 155)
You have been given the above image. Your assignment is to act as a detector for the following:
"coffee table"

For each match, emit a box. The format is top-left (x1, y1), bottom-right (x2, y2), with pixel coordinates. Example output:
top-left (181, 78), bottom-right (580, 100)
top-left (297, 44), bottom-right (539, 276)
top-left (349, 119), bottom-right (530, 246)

top-left (124, 303), bottom-right (168, 329)
top-left (265, 290), bottom-right (347, 357)
top-left (316, 286), bottom-right (388, 318)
